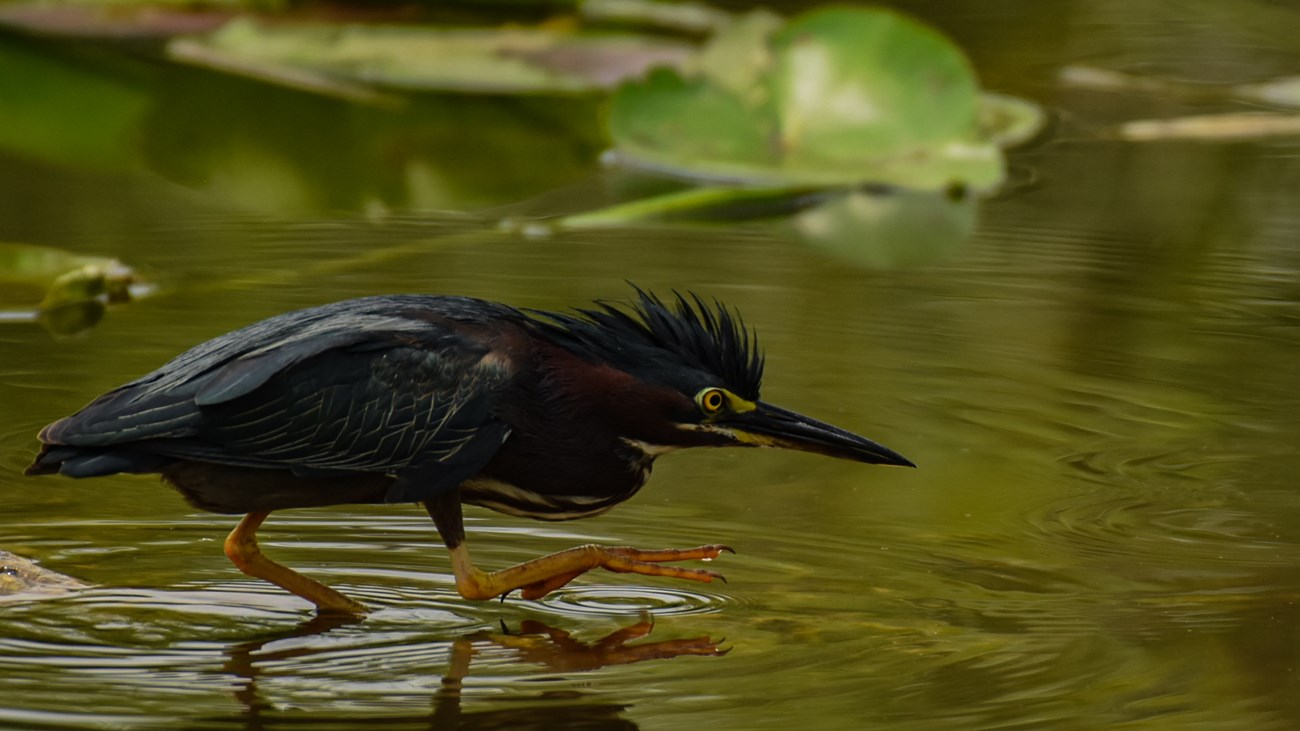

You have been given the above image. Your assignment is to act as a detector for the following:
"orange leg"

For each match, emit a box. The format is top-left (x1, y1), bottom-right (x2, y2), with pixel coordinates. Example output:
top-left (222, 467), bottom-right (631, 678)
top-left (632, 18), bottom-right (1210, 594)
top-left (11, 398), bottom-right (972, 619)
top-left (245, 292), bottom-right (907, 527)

top-left (224, 512), bottom-right (367, 615)
top-left (424, 495), bottom-right (732, 601)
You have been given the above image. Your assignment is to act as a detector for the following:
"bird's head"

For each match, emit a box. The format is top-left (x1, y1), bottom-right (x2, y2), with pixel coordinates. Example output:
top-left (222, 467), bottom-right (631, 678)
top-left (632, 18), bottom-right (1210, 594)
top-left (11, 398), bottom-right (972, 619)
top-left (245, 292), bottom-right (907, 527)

top-left (531, 287), bottom-right (914, 467)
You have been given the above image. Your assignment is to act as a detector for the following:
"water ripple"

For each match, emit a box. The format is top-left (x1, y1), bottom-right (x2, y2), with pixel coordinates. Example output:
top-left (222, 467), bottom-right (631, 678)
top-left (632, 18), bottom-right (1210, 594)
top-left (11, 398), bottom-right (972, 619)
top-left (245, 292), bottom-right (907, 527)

top-left (534, 584), bottom-right (743, 618)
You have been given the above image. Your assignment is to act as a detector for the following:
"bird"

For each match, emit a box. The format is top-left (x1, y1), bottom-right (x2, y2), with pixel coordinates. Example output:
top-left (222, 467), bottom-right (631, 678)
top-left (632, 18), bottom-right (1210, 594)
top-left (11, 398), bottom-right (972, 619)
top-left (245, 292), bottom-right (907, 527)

top-left (26, 287), bottom-right (913, 614)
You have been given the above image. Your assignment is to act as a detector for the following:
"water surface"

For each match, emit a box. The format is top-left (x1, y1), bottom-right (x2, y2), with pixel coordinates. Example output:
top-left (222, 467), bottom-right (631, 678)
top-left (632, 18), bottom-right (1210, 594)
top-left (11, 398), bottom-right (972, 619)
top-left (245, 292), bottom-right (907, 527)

top-left (2, 1), bottom-right (1299, 728)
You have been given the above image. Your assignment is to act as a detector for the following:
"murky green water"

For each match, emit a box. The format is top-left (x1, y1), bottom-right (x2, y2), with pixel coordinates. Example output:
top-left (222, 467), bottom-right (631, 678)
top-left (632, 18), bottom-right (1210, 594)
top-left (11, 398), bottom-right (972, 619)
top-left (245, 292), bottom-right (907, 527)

top-left (2, 1), bottom-right (1299, 729)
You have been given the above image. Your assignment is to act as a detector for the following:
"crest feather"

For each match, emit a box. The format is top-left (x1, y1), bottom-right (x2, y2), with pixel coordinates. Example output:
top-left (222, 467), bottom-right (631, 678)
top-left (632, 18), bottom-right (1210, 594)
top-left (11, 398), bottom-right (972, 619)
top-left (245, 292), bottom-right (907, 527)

top-left (531, 286), bottom-right (765, 400)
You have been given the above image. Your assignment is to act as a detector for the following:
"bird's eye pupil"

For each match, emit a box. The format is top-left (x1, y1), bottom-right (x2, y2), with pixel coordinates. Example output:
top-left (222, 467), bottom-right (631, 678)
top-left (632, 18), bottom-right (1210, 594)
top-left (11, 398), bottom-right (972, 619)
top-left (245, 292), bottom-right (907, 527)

top-left (703, 390), bottom-right (724, 412)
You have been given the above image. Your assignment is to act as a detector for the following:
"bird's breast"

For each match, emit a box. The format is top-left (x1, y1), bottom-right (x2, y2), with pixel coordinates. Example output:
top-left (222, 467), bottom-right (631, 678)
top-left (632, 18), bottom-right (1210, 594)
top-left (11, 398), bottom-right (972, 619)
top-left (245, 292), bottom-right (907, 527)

top-left (463, 429), bottom-right (654, 521)
top-left (459, 474), bottom-right (644, 521)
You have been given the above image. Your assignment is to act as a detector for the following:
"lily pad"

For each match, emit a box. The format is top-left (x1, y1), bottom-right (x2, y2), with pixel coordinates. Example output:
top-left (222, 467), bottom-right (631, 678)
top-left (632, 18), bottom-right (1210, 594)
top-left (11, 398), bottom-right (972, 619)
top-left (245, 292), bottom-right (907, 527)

top-left (608, 6), bottom-right (1030, 192)
top-left (769, 8), bottom-right (979, 167)
top-left (606, 68), bottom-right (779, 177)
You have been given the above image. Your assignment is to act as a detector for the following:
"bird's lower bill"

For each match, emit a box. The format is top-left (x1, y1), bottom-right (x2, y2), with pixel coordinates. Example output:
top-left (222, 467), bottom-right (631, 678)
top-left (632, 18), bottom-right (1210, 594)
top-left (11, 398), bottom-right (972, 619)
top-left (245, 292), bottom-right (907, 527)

top-left (685, 402), bottom-right (914, 467)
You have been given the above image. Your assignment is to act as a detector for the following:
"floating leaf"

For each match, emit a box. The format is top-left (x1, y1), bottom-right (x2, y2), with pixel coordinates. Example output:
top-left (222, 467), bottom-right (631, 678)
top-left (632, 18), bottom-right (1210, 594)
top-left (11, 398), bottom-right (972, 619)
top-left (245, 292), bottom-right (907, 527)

top-left (580, 0), bottom-right (732, 34)
top-left (1058, 65), bottom-right (1178, 96)
top-left (1060, 65), bottom-right (1300, 111)
top-left (979, 92), bottom-right (1047, 148)
top-left (1118, 113), bottom-right (1300, 141)
top-left (0, 1), bottom-right (231, 40)
top-left (607, 7), bottom-right (1028, 192)
top-left (769, 8), bottom-right (980, 165)
top-left (0, 242), bottom-right (153, 335)
top-left (0, 241), bottom-right (152, 313)
top-left (606, 67), bottom-right (779, 178)
top-left (168, 18), bottom-right (694, 96)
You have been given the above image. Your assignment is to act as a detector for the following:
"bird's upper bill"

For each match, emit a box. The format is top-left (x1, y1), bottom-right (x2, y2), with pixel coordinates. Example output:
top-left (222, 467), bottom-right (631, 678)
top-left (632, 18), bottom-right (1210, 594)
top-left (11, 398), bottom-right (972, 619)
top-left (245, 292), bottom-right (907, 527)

top-left (684, 401), bottom-right (915, 467)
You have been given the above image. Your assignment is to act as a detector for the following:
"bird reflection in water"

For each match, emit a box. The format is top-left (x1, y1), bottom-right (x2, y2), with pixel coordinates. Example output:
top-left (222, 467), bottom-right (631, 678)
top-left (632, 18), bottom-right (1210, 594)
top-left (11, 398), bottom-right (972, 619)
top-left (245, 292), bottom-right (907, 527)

top-left (220, 614), bottom-right (725, 729)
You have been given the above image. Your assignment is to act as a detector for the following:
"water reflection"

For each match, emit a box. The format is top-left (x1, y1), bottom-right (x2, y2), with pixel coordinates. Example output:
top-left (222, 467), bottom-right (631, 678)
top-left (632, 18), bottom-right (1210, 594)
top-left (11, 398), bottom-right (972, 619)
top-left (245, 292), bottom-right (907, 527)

top-left (220, 614), bottom-right (723, 730)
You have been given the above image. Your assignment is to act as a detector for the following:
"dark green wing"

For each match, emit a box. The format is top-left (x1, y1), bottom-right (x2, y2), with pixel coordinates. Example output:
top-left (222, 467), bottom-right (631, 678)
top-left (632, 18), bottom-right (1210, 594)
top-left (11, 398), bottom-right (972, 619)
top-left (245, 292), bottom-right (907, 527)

top-left (33, 296), bottom-right (519, 503)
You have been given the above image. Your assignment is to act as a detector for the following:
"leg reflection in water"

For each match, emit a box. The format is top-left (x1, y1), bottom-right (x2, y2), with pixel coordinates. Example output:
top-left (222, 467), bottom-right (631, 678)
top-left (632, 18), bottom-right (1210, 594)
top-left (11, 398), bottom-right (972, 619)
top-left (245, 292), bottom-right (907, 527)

top-left (220, 614), bottom-right (727, 729)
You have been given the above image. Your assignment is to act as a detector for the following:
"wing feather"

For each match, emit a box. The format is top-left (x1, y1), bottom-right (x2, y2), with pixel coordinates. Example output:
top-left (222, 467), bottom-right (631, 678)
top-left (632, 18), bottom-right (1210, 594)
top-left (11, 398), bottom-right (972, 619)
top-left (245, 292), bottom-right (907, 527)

top-left (37, 296), bottom-right (523, 501)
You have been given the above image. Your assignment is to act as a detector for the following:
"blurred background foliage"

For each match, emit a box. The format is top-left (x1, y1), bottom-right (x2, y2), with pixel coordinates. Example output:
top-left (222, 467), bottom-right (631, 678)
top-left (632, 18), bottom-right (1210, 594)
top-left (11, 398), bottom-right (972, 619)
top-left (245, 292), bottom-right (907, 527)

top-left (0, 0), bottom-right (1058, 330)
top-left (4, 0), bottom-right (1296, 317)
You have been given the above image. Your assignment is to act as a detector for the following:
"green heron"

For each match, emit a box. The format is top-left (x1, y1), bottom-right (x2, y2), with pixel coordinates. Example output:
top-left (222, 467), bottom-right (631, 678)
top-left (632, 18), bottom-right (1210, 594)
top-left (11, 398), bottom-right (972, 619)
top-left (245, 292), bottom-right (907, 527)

top-left (26, 288), bottom-right (912, 614)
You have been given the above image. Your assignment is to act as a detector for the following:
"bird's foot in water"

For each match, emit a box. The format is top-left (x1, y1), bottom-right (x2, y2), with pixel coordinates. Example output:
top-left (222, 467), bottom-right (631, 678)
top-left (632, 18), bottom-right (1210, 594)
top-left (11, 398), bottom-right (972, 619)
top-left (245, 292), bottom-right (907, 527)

top-left (449, 543), bottom-right (734, 601)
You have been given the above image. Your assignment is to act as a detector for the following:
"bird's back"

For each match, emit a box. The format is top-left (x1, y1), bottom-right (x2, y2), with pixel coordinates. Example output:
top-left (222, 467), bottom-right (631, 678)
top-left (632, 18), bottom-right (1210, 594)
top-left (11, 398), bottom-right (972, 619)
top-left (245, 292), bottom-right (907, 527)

top-left (28, 295), bottom-right (524, 508)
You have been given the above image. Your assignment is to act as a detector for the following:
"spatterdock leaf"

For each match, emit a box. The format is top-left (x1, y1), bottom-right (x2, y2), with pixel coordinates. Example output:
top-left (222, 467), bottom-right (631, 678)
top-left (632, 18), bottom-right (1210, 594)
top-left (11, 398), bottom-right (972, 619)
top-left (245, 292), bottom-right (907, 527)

top-left (607, 6), bottom-right (1026, 192)
top-left (608, 67), bottom-right (780, 175)
top-left (769, 7), bottom-right (981, 165)
top-left (168, 19), bottom-right (694, 96)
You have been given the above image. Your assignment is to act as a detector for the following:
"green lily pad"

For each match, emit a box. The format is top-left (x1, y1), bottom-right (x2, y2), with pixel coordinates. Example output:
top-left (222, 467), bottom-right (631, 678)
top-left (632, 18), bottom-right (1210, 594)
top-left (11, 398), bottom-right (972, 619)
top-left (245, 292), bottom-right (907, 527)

top-left (608, 6), bottom-right (1031, 192)
top-left (606, 68), bottom-right (779, 177)
top-left (769, 8), bottom-right (979, 166)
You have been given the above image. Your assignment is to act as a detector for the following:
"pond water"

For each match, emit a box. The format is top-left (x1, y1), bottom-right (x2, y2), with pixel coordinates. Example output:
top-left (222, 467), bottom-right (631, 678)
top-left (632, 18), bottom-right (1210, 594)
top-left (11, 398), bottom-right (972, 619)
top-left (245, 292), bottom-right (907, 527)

top-left (2, 1), bottom-right (1299, 729)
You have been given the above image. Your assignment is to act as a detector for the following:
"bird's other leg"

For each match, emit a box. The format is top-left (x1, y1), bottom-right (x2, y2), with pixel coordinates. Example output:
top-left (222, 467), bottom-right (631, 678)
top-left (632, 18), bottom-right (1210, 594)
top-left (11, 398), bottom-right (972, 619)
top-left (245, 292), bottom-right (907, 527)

top-left (423, 493), bottom-right (732, 601)
top-left (224, 512), bottom-right (367, 615)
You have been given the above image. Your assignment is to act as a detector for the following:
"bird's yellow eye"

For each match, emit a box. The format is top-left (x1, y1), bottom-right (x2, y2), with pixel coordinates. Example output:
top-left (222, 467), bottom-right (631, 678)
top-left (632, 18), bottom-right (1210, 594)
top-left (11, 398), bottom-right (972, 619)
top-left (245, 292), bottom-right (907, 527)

top-left (697, 388), bottom-right (727, 415)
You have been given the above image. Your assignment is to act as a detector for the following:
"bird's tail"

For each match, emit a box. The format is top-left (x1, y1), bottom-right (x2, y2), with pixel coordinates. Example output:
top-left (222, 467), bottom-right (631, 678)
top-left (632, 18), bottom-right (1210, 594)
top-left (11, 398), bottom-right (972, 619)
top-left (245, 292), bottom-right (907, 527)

top-left (24, 444), bottom-right (61, 476)
top-left (25, 443), bottom-right (173, 478)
